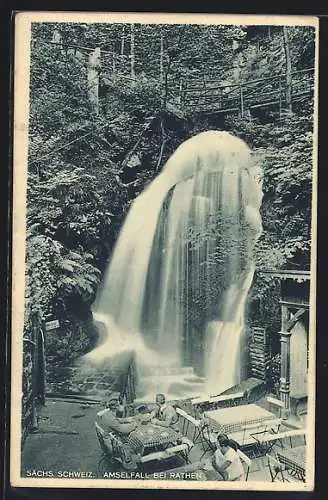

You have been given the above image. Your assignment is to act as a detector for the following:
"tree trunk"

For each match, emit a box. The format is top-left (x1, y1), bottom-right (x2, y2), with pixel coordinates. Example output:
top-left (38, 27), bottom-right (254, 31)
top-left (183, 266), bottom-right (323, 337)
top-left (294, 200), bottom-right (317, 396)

top-left (160, 28), bottom-right (164, 84)
top-left (163, 56), bottom-right (172, 109)
top-left (121, 25), bottom-right (125, 55)
top-left (87, 47), bottom-right (101, 115)
top-left (130, 24), bottom-right (135, 79)
top-left (112, 50), bottom-right (116, 75)
top-left (156, 116), bottom-right (166, 170)
top-left (282, 26), bottom-right (292, 113)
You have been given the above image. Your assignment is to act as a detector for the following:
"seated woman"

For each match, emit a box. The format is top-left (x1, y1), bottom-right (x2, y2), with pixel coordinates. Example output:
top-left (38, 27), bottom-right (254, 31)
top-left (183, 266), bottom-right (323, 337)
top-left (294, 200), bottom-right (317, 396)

top-left (214, 434), bottom-right (245, 481)
top-left (198, 434), bottom-right (244, 481)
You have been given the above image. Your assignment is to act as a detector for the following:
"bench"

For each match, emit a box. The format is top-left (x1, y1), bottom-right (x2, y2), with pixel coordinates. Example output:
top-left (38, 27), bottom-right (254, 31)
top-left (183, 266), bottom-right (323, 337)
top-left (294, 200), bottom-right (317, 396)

top-left (191, 391), bottom-right (245, 407)
top-left (139, 443), bottom-right (190, 463)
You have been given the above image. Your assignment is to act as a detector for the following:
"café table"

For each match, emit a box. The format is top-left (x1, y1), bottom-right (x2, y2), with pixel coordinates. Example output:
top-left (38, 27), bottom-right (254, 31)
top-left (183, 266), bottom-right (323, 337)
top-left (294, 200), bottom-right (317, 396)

top-left (205, 403), bottom-right (278, 435)
top-left (127, 422), bottom-right (181, 455)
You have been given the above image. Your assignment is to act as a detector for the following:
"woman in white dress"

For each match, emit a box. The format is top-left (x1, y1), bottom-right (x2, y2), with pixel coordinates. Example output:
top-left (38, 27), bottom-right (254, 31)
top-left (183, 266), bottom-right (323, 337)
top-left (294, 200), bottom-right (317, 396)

top-left (213, 434), bottom-right (245, 481)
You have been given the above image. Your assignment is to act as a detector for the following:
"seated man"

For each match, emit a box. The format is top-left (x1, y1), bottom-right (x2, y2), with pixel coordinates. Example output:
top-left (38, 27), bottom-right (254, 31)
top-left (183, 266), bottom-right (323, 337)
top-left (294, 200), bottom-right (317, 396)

top-left (97, 392), bottom-right (138, 438)
top-left (150, 393), bottom-right (179, 429)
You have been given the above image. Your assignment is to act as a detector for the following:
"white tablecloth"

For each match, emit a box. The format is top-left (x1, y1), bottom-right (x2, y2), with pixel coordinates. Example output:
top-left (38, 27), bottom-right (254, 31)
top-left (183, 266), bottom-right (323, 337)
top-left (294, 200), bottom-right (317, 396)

top-left (206, 404), bottom-right (277, 434)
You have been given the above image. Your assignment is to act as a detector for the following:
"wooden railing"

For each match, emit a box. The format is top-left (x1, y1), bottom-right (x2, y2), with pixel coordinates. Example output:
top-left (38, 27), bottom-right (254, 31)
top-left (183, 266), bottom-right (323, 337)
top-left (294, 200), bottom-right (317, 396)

top-left (167, 68), bottom-right (314, 116)
top-left (101, 66), bottom-right (314, 118)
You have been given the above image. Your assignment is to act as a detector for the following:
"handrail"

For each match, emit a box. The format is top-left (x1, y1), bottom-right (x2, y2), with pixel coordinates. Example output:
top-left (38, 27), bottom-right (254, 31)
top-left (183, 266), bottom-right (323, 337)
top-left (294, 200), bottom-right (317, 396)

top-left (182, 68), bottom-right (314, 94)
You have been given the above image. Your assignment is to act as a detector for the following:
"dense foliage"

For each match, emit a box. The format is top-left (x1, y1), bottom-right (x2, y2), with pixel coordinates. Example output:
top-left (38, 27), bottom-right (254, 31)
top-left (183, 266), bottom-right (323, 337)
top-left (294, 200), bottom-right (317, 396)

top-left (24, 22), bottom-right (315, 372)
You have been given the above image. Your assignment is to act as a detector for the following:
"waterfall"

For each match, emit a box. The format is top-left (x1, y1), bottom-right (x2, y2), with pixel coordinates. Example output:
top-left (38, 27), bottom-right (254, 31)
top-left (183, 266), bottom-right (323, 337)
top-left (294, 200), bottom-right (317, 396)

top-left (86, 130), bottom-right (262, 397)
top-left (205, 267), bottom-right (255, 395)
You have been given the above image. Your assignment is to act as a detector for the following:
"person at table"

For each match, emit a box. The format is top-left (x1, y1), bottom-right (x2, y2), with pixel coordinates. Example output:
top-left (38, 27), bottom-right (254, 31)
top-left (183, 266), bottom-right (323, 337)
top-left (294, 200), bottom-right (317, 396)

top-left (97, 393), bottom-right (138, 438)
top-left (150, 393), bottom-right (179, 429)
top-left (214, 434), bottom-right (245, 481)
top-left (198, 434), bottom-right (227, 480)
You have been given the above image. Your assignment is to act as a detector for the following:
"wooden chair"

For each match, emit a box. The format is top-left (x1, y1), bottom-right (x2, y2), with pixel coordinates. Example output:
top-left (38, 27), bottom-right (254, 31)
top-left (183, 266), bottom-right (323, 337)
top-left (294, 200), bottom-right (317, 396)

top-left (237, 449), bottom-right (252, 481)
top-left (176, 408), bottom-right (201, 440)
top-left (252, 428), bottom-right (306, 456)
top-left (176, 408), bottom-right (215, 457)
top-left (95, 421), bottom-right (115, 455)
top-left (267, 453), bottom-right (286, 482)
top-left (236, 421), bottom-right (268, 459)
top-left (266, 454), bottom-right (303, 483)
top-left (266, 396), bottom-right (284, 418)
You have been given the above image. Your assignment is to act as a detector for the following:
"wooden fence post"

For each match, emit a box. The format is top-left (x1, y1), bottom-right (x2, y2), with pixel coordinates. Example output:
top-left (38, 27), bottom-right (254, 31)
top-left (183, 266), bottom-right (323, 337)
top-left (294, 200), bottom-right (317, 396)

top-left (240, 83), bottom-right (244, 118)
top-left (278, 76), bottom-right (282, 118)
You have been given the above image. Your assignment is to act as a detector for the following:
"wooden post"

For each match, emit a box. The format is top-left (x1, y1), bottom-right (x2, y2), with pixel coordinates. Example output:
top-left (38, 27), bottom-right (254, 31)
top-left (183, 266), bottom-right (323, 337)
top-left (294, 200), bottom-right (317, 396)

top-left (52, 29), bottom-right (64, 54)
top-left (87, 47), bottom-right (101, 115)
top-left (240, 83), bottom-right (244, 118)
top-left (130, 24), bottom-right (135, 80)
top-left (282, 27), bottom-right (292, 113)
top-left (112, 51), bottom-right (116, 75)
top-left (280, 304), bottom-right (291, 419)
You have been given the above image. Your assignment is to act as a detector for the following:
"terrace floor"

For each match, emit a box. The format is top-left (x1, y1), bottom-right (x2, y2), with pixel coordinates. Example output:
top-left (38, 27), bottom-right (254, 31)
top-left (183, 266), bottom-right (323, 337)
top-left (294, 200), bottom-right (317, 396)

top-left (21, 396), bottom-right (306, 484)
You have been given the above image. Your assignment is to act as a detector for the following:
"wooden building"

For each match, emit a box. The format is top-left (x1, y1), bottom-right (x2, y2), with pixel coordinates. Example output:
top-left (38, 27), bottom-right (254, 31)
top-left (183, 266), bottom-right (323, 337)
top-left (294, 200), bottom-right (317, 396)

top-left (262, 270), bottom-right (311, 421)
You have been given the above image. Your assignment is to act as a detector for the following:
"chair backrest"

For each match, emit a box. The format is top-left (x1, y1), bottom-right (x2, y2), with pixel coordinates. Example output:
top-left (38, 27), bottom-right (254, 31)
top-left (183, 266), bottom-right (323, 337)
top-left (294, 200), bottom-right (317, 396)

top-left (176, 407), bottom-right (201, 427)
top-left (266, 396), bottom-right (284, 417)
top-left (237, 449), bottom-right (252, 467)
top-left (97, 408), bottom-right (109, 417)
top-left (266, 453), bottom-right (282, 467)
top-left (95, 421), bottom-right (105, 436)
top-left (266, 396), bottom-right (284, 407)
top-left (257, 428), bottom-right (306, 445)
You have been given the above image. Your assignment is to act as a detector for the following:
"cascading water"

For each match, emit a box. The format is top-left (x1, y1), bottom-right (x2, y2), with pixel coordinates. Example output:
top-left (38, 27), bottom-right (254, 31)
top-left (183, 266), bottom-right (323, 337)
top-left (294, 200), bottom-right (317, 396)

top-left (86, 130), bottom-right (262, 398)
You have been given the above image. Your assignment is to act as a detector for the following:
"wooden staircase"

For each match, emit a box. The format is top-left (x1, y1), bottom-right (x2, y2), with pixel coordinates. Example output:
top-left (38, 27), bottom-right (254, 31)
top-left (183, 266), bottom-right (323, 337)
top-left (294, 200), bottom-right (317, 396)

top-left (249, 327), bottom-right (270, 381)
